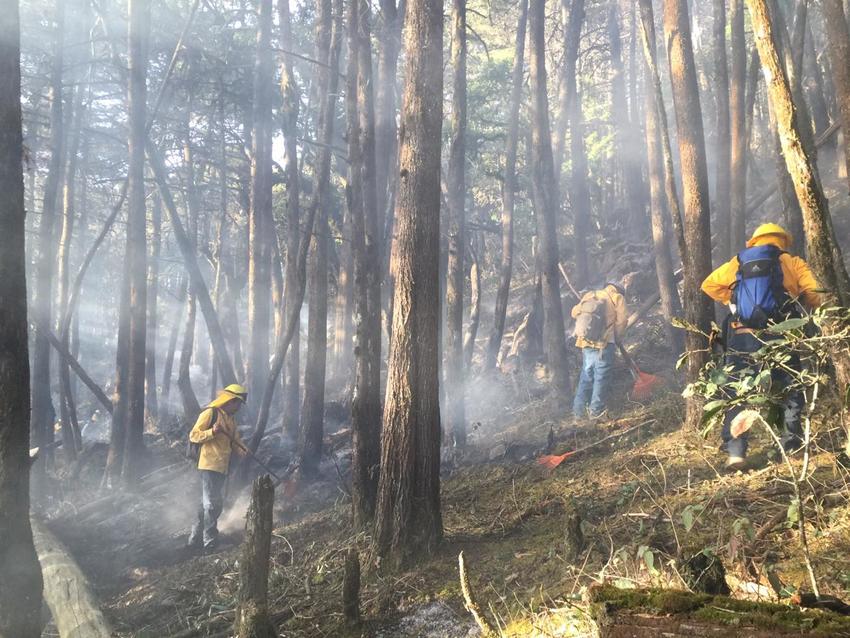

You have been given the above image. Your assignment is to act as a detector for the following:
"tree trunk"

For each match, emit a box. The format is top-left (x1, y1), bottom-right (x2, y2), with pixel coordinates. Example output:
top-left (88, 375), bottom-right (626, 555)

top-left (528, 0), bottom-right (570, 397)
top-left (643, 57), bottom-right (685, 355)
top-left (552, 0), bottom-right (578, 173)
top-left (31, 518), bottom-right (112, 638)
top-left (463, 235), bottom-right (482, 369)
top-left (569, 86), bottom-right (592, 291)
top-left (714, 0), bottom-right (732, 259)
top-left (298, 0), bottom-right (343, 476)
top-left (746, 0), bottom-right (850, 306)
top-left (247, 0), bottom-right (275, 409)
top-left (235, 476), bottom-right (277, 638)
top-left (121, 0), bottom-right (151, 484)
top-left (445, 0), bottom-right (467, 446)
top-left (662, 0), bottom-right (715, 428)
top-left (485, 0), bottom-right (527, 370)
top-left (374, 0), bottom-right (444, 566)
top-left (821, 0), bottom-right (850, 195)
top-left (0, 3), bottom-right (43, 629)
top-left (145, 193), bottom-right (161, 422)
top-left (162, 277), bottom-right (187, 407)
top-left (31, 0), bottom-right (65, 488)
top-left (730, 0), bottom-right (748, 250)
top-left (609, 0), bottom-right (646, 236)
top-left (803, 20), bottom-right (830, 139)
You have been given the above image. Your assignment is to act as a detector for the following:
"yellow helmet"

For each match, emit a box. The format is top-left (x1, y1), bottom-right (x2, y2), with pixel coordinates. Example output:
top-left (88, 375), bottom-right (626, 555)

top-left (223, 384), bottom-right (248, 402)
top-left (746, 223), bottom-right (793, 249)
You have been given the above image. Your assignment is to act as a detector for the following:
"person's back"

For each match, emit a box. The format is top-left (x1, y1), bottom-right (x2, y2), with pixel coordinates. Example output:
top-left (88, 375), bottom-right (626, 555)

top-left (701, 223), bottom-right (821, 471)
top-left (571, 283), bottom-right (628, 420)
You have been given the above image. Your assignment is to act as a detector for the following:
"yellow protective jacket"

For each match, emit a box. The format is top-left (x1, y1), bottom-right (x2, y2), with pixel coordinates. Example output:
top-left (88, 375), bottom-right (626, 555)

top-left (189, 392), bottom-right (246, 474)
top-left (701, 226), bottom-right (821, 310)
top-left (571, 284), bottom-right (628, 349)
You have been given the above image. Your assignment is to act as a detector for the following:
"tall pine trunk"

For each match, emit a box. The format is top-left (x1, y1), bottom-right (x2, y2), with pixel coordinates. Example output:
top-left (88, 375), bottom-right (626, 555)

top-left (374, 0), bottom-right (444, 566)
top-left (485, 0), bottom-right (527, 370)
top-left (528, 0), bottom-right (570, 398)
top-left (445, 0), bottom-right (467, 445)
top-left (714, 0), bottom-right (732, 258)
top-left (662, 0), bottom-right (715, 428)
top-left (729, 0), bottom-right (748, 250)
top-left (0, 1), bottom-right (43, 630)
top-left (821, 0), bottom-right (850, 195)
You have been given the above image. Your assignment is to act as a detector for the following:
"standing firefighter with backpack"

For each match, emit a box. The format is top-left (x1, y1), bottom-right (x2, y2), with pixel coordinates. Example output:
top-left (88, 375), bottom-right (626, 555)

top-left (702, 223), bottom-right (821, 471)
top-left (571, 282), bottom-right (628, 420)
top-left (187, 384), bottom-right (248, 549)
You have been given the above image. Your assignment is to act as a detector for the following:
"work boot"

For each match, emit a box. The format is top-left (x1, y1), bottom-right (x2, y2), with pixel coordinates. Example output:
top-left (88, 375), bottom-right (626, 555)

top-left (725, 455), bottom-right (747, 472)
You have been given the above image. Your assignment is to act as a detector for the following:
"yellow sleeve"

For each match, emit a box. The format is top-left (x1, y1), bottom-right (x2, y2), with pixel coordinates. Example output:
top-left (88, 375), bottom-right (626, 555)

top-left (701, 257), bottom-right (739, 304)
top-left (571, 295), bottom-right (587, 319)
top-left (790, 255), bottom-right (822, 309)
top-left (189, 409), bottom-right (216, 444)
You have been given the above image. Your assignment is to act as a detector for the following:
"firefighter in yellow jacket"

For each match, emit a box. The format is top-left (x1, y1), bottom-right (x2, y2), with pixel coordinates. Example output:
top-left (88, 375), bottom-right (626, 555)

top-left (187, 384), bottom-right (248, 549)
top-left (701, 223), bottom-right (821, 470)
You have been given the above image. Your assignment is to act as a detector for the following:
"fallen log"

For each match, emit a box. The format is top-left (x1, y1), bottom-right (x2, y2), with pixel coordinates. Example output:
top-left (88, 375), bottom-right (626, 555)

top-left (586, 585), bottom-right (850, 637)
top-left (31, 518), bottom-right (112, 638)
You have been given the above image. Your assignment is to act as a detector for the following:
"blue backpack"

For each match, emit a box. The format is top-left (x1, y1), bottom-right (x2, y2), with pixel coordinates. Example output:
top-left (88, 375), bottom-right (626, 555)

top-left (731, 245), bottom-right (791, 328)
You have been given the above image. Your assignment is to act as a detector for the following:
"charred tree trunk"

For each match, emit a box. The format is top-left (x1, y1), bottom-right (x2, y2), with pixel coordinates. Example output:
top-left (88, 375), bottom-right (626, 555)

top-left (0, 3), bottom-right (43, 630)
top-left (821, 0), bottom-right (850, 195)
top-left (374, 0), bottom-right (444, 566)
top-left (662, 0), bottom-right (715, 428)
top-left (235, 476), bottom-right (277, 638)
top-left (32, 0), bottom-right (65, 488)
top-left (298, 0), bottom-right (343, 476)
top-left (528, 0), bottom-right (570, 397)
top-left (569, 86), bottom-right (592, 291)
top-left (445, 0), bottom-right (467, 446)
top-left (247, 0), bottom-right (275, 409)
top-left (485, 0), bottom-right (526, 370)
top-left (730, 0), bottom-right (748, 250)
top-left (120, 0), bottom-right (151, 484)
top-left (714, 0), bottom-right (732, 259)
top-left (463, 235), bottom-right (481, 369)
top-left (746, 0), bottom-right (850, 306)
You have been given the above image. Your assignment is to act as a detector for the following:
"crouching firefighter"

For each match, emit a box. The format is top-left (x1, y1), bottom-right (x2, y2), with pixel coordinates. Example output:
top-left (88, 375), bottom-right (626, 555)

top-left (187, 384), bottom-right (248, 549)
top-left (701, 223), bottom-right (821, 471)
top-left (570, 282), bottom-right (628, 420)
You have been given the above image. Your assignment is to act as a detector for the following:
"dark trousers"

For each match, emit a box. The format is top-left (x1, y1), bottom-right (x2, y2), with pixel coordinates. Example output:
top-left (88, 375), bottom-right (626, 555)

top-left (722, 331), bottom-right (803, 457)
top-left (189, 469), bottom-right (226, 547)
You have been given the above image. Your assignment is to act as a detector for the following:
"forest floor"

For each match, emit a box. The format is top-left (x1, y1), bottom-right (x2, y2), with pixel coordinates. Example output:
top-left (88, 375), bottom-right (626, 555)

top-left (42, 319), bottom-right (850, 637)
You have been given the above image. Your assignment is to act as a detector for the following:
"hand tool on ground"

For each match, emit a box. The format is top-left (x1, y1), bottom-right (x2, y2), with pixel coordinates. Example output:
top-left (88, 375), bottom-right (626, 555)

top-left (536, 420), bottom-right (653, 469)
top-left (616, 340), bottom-right (664, 401)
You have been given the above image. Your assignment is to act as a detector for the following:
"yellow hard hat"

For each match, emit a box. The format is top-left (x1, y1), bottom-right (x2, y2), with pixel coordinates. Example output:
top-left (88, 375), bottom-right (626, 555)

top-left (746, 222), bottom-right (793, 249)
top-left (223, 384), bottom-right (248, 402)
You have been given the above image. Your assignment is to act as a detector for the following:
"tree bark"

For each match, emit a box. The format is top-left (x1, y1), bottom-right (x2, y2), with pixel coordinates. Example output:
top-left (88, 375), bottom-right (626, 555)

top-left (463, 235), bottom-right (482, 369)
top-left (662, 0), bottom-right (715, 428)
top-left (0, 3), bottom-right (43, 629)
top-left (714, 0), bottom-right (732, 259)
top-left (374, 0), bottom-right (444, 566)
top-left (298, 0), bottom-right (343, 475)
top-left (821, 0), bottom-right (850, 195)
top-left (445, 0), bottom-right (467, 445)
top-left (235, 476), bottom-right (277, 638)
top-left (145, 193), bottom-right (161, 421)
top-left (643, 56), bottom-right (685, 355)
top-left (528, 0), bottom-right (570, 397)
top-left (730, 0), bottom-right (748, 250)
top-left (485, 0), bottom-right (527, 370)
top-left (746, 0), bottom-right (850, 306)
top-left (121, 0), bottom-right (151, 484)
top-left (247, 0), bottom-right (275, 408)
top-left (31, 0), bottom-right (65, 487)
top-left (609, 0), bottom-right (646, 236)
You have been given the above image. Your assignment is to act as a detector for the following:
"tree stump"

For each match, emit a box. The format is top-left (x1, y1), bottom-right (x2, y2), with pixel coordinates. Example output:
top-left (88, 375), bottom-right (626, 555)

top-left (587, 586), bottom-right (850, 637)
top-left (563, 498), bottom-right (584, 562)
top-left (342, 549), bottom-right (360, 624)
top-left (235, 475), bottom-right (278, 638)
top-left (31, 517), bottom-right (112, 638)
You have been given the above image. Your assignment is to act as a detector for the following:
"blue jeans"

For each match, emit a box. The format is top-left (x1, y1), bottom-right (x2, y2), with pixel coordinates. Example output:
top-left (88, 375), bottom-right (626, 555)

top-left (189, 470), bottom-right (226, 547)
top-left (573, 344), bottom-right (616, 417)
top-left (721, 331), bottom-right (803, 458)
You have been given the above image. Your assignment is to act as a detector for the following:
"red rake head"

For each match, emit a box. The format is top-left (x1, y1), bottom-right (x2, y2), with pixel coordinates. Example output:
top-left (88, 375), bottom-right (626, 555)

top-left (632, 371), bottom-right (663, 401)
top-left (536, 451), bottom-right (575, 470)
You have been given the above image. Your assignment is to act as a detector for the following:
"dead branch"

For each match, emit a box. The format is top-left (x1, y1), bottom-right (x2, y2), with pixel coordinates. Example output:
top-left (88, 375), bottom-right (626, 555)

top-left (458, 551), bottom-right (498, 638)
